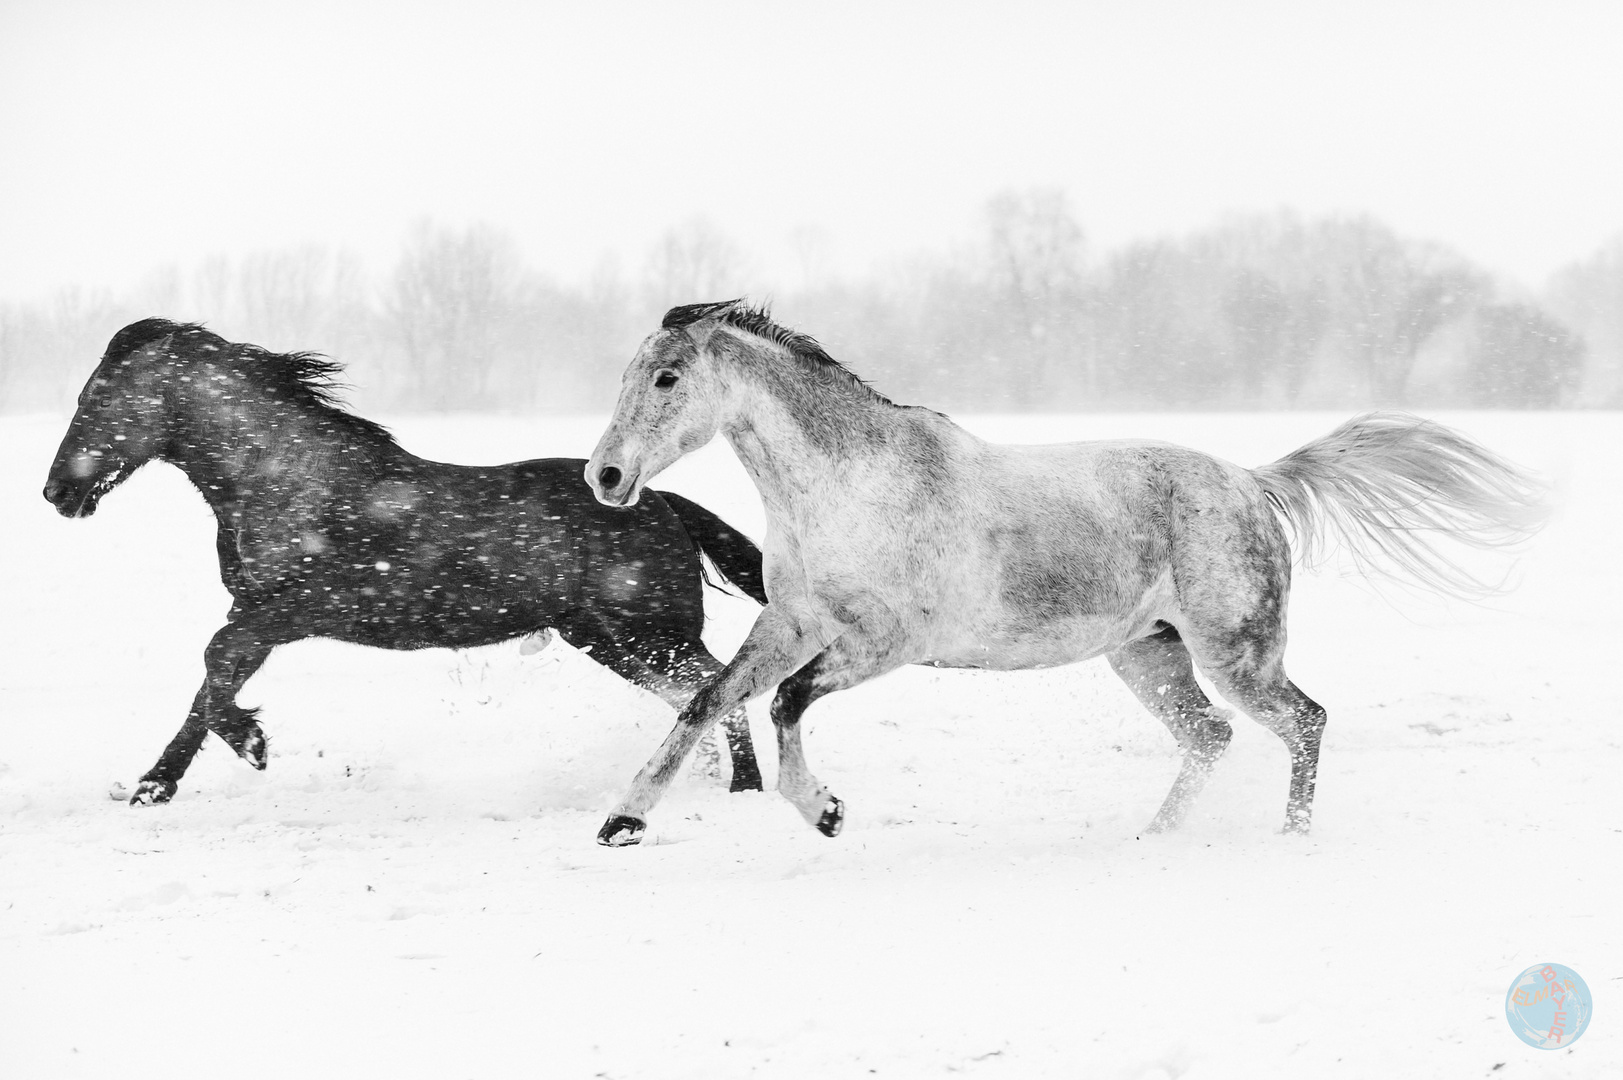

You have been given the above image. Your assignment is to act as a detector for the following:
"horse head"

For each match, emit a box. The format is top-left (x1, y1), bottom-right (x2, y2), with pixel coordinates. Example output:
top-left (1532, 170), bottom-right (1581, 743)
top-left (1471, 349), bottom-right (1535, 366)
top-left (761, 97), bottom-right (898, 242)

top-left (43, 318), bottom-right (195, 517)
top-left (587, 299), bottom-right (742, 507)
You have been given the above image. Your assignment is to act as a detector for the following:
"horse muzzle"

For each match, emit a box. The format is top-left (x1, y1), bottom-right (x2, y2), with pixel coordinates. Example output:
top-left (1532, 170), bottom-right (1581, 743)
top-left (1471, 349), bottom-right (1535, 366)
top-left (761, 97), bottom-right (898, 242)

top-left (43, 460), bottom-right (125, 518)
top-left (588, 461), bottom-right (642, 508)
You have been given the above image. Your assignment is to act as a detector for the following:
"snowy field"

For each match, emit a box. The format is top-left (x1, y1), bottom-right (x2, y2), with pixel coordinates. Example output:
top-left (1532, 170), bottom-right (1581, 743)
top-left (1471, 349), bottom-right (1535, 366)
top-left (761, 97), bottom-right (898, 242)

top-left (2, 409), bottom-right (1619, 1079)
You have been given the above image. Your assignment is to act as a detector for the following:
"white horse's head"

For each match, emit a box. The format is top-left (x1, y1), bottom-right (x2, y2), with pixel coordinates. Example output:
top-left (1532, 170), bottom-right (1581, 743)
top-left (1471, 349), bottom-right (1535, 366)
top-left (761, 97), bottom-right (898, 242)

top-left (586, 300), bottom-right (742, 507)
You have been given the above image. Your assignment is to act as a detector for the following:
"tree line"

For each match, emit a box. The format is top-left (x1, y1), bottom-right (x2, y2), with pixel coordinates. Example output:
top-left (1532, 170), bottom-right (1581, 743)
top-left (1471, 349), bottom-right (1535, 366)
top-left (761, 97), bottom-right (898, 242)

top-left (3, 195), bottom-right (1620, 415)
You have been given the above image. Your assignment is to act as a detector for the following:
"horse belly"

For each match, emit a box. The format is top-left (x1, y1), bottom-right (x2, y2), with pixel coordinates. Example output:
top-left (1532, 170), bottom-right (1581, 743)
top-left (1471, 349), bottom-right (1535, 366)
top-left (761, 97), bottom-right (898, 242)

top-left (922, 572), bottom-right (1176, 671)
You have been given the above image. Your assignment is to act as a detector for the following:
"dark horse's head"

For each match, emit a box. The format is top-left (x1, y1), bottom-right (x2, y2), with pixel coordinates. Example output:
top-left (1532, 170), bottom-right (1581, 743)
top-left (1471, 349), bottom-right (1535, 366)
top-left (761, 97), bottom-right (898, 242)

top-left (42, 318), bottom-right (205, 517)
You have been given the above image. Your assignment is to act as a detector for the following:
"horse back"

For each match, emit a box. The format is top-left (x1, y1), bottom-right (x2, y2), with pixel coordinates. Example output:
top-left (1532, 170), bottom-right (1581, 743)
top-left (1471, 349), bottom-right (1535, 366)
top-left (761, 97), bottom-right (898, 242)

top-left (221, 453), bottom-right (707, 648)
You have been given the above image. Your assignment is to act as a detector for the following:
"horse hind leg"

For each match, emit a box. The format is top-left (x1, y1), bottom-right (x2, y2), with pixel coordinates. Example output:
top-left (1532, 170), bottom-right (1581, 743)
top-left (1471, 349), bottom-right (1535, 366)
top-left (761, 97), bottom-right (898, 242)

top-left (569, 628), bottom-right (764, 793)
top-left (1184, 631), bottom-right (1328, 834)
top-left (1227, 673), bottom-right (1327, 834)
top-left (1108, 625), bottom-right (1235, 833)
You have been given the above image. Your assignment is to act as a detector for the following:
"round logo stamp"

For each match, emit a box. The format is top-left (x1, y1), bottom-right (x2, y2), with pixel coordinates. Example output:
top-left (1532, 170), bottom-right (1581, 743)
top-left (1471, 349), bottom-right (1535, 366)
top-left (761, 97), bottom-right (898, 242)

top-left (1506, 963), bottom-right (1592, 1049)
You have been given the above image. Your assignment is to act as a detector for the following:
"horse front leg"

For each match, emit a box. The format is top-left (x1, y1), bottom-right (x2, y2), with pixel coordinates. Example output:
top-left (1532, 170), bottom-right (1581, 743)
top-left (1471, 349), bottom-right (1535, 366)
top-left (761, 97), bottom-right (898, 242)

top-left (129, 687), bottom-right (211, 804)
top-left (768, 634), bottom-right (909, 837)
top-left (130, 612), bottom-right (288, 805)
top-left (566, 628), bottom-right (763, 793)
top-left (597, 606), bottom-right (823, 846)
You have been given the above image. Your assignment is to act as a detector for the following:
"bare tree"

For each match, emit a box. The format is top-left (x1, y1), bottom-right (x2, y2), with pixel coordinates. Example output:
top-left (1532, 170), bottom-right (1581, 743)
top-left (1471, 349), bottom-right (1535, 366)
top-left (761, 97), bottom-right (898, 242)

top-left (236, 246), bottom-right (362, 351)
top-left (1469, 300), bottom-right (1586, 406)
top-left (1319, 218), bottom-right (1483, 403)
top-left (644, 218), bottom-right (748, 304)
top-left (1546, 237), bottom-right (1623, 405)
top-left (386, 221), bottom-right (527, 409)
top-left (981, 188), bottom-right (1089, 404)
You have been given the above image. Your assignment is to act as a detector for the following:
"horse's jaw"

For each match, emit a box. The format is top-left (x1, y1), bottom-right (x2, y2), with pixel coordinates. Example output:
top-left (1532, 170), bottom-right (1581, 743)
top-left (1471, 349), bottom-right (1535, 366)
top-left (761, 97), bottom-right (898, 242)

top-left (46, 458), bottom-right (136, 518)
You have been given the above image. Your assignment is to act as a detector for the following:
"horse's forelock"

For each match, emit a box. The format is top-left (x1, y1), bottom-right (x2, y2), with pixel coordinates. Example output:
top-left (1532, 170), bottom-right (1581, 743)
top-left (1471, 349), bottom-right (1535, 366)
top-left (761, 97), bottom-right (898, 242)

top-left (661, 299), bottom-right (745, 330)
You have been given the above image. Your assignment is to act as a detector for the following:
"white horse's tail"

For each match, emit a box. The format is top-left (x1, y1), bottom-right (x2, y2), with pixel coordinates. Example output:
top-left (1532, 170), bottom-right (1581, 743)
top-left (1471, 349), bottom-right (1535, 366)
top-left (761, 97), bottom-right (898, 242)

top-left (1251, 412), bottom-right (1549, 598)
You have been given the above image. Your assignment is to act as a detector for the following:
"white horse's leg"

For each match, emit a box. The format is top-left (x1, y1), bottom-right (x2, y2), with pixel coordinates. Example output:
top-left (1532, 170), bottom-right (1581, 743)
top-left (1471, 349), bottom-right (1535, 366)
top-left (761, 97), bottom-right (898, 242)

top-left (1107, 625), bottom-right (1234, 833)
top-left (597, 606), bottom-right (821, 846)
top-left (572, 629), bottom-right (762, 792)
top-left (1182, 622), bottom-right (1327, 834)
top-left (1171, 499), bottom-right (1327, 833)
top-left (767, 636), bottom-right (908, 837)
top-left (1207, 664), bottom-right (1327, 834)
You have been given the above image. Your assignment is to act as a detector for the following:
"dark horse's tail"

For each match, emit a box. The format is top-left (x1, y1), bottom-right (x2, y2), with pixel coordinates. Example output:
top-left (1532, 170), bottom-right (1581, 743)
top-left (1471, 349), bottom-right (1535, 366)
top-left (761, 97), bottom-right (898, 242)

top-left (658, 491), bottom-right (770, 605)
top-left (1251, 411), bottom-right (1548, 599)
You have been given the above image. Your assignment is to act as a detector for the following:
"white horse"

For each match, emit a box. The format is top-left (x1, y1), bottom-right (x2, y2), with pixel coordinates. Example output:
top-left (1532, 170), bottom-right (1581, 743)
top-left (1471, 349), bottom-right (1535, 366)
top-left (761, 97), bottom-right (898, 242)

top-left (585, 300), bottom-right (1545, 846)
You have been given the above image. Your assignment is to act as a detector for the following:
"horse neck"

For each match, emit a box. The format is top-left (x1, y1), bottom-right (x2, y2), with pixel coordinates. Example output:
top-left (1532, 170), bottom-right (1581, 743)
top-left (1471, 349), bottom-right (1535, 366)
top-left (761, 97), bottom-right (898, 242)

top-left (166, 383), bottom-right (379, 515)
top-left (715, 349), bottom-right (894, 519)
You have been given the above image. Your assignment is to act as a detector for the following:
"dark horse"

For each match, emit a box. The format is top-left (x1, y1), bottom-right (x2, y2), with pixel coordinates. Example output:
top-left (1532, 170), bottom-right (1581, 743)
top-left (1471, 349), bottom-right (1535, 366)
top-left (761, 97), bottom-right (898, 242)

top-left (43, 318), bottom-right (767, 804)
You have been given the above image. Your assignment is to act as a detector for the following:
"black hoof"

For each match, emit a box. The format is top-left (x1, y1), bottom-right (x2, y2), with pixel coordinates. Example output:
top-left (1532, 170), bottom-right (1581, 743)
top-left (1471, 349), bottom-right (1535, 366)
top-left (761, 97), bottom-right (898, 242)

top-left (816, 795), bottom-right (844, 838)
top-left (130, 778), bottom-right (177, 805)
top-left (597, 814), bottom-right (646, 847)
top-left (222, 725), bottom-right (268, 770)
top-left (729, 765), bottom-right (764, 793)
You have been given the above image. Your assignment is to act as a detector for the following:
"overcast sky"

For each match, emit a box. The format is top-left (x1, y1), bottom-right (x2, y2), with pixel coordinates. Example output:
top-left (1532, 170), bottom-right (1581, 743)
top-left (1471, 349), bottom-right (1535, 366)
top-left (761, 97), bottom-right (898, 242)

top-left (2, 0), bottom-right (1620, 304)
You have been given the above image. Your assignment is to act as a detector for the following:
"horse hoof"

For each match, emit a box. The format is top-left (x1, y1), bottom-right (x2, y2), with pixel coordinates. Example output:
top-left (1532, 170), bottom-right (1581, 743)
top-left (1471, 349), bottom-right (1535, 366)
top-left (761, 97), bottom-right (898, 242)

top-left (130, 779), bottom-right (176, 805)
top-left (597, 814), bottom-right (646, 847)
top-left (816, 795), bottom-right (844, 837)
top-left (225, 727), bottom-right (268, 769)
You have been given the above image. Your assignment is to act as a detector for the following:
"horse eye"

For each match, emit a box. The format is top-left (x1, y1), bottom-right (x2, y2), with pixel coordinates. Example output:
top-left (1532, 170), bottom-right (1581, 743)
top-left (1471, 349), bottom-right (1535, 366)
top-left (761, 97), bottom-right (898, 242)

top-left (654, 371), bottom-right (679, 390)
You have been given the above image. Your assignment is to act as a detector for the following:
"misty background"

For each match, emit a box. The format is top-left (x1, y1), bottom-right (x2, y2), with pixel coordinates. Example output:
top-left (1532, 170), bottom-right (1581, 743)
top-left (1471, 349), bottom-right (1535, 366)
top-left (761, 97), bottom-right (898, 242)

top-left (3, 1), bottom-right (1621, 416)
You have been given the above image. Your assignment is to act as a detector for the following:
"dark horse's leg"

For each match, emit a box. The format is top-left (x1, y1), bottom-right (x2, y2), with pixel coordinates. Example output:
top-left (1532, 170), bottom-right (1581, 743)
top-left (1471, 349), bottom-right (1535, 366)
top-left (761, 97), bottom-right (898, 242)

top-left (130, 612), bottom-right (290, 805)
top-left (565, 626), bottom-right (762, 792)
top-left (1108, 624), bottom-right (1235, 833)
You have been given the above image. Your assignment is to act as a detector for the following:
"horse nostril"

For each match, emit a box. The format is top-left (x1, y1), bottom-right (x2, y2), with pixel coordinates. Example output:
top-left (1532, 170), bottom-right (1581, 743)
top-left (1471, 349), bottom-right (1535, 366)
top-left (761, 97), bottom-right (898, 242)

top-left (43, 479), bottom-right (65, 504)
top-left (598, 465), bottom-right (623, 490)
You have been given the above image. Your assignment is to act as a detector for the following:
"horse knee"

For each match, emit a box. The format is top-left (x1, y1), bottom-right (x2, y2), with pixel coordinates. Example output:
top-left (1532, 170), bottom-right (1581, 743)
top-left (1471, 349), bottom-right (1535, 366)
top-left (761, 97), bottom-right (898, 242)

top-left (1169, 704), bottom-right (1233, 760)
top-left (768, 670), bottom-right (816, 730)
top-left (1194, 706), bottom-right (1235, 755)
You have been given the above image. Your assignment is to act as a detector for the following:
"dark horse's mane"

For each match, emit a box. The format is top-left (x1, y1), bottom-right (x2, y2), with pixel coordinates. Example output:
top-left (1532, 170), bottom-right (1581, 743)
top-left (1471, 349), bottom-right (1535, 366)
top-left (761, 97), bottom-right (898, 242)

top-left (662, 300), bottom-right (896, 408)
top-left (112, 318), bottom-right (395, 446)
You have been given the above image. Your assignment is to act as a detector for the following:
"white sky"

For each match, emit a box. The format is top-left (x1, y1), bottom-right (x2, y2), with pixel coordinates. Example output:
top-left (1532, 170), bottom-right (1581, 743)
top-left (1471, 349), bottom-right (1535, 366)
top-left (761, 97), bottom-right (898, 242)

top-left (2, 0), bottom-right (1621, 303)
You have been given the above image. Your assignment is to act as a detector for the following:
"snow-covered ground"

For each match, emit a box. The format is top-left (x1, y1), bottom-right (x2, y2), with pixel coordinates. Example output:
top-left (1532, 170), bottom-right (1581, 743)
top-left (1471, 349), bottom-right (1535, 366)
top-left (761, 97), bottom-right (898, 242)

top-left (2, 410), bottom-right (1618, 1079)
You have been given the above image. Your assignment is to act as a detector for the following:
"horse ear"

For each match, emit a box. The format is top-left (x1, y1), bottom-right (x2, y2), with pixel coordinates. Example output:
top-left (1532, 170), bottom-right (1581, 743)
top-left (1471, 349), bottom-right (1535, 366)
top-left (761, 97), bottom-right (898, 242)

top-left (660, 299), bottom-right (745, 330)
